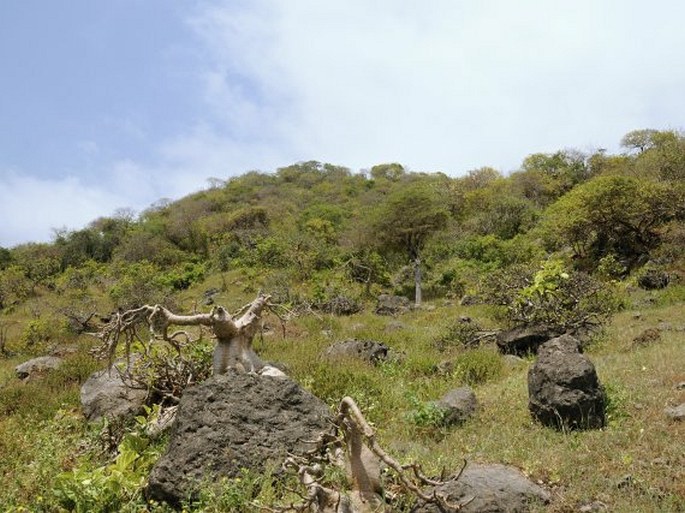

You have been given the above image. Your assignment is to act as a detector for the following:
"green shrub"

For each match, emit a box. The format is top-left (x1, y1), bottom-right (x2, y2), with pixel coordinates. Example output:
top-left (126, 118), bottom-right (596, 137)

top-left (53, 407), bottom-right (165, 513)
top-left (406, 395), bottom-right (447, 428)
top-left (20, 319), bottom-right (53, 347)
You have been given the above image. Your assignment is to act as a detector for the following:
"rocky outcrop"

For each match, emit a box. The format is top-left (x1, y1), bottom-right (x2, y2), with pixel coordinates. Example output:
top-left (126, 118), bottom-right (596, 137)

top-left (637, 269), bottom-right (670, 290)
top-left (80, 366), bottom-right (148, 422)
top-left (412, 463), bottom-right (550, 512)
top-left (431, 387), bottom-right (478, 426)
top-left (15, 356), bottom-right (63, 380)
top-left (146, 372), bottom-right (331, 506)
top-left (324, 339), bottom-right (399, 365)
top-left (664, 403), bottom-right (685, 421)
top-left (375, 294), bottom-right (412, 316)
top-left (528, 335), bottom-right (605, 430)
top-left (496, 326), bottom-right (556, 356)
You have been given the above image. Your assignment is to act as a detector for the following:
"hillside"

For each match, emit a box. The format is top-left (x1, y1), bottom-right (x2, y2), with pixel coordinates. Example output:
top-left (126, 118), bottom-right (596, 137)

top-left (0, 129), bottom-right (684, 512)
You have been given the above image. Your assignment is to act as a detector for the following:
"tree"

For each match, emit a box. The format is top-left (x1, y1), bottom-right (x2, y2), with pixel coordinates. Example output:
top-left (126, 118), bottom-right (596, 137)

top-left (372, 184), bottom-right (449, 305)
top-left (620, 129), bottom-right (660, 153)
top-left (539, 175), bottom-right (684, 269)
top-left (94, 294), bottom-right (283, 400)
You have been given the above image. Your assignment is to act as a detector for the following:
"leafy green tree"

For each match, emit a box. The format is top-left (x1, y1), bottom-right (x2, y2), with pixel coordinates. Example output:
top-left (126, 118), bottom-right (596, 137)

top-left (514, 150), bottom-right (591, 206)
top-left (632, 129), bottom-right (685, 181)
top-left (620, 129), bottom-right (661, 153)
top-left (371, 183), bottom-right (449, 305)
top-left (540, 175), bottom-right (684, 269)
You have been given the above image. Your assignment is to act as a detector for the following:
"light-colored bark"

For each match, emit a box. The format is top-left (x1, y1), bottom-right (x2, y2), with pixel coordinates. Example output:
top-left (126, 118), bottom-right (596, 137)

top-left (94, 293), bottom-right (274, 375)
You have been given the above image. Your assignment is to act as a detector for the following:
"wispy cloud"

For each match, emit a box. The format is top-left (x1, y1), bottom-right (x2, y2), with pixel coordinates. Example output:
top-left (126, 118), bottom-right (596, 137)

top-left (0, 170), bottom-right (128, 247)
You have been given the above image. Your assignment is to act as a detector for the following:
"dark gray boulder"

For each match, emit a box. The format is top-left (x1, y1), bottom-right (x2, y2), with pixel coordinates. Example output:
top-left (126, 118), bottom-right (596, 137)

top-left (375, 294), bottom-right (412, 315)
top-left (15, 356), bottom-right (63, 380)
top-left (528, 335), bottom-right (605, 430)
top-left (431, 387), bottom-right (478, 426)
top-left (637, 269), bottom-right (670, 290)
top-left (146, 372), bottom-right (331, 506)
top-left (324, 339), bottom-right (399, 365)
top-left (80, 366), bottom-right (148, 422)
top-left (412, 463), bottom-right (550, 513)
top-left (496, 326), bottom-right (556, 356)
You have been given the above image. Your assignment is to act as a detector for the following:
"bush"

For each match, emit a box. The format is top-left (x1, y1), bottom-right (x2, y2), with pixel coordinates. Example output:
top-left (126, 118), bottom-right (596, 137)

top-left (482, 259), bottom-right (623, 333)
top-left (53, 407), bottom-right (165, 513)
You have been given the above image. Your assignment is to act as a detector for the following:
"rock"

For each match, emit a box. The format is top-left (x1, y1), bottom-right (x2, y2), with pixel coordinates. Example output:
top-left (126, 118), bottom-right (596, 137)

top-left (412, 463), bottom-right (550, 513)
top-left (146, 372), bottom-right (331, 506)
top-left (202, 287), bottom-right (220, 305)
top-left (15, 356), bottom-right (64, 380)
top-left (384, 320), bottom-right (406, 332)
top-left (80, 366), bottom-right (148, 422)
top-left (632, 328), bottom-right (661, 347)
top-left (317, 294), bottom-right (362, 316)
top-left (459, 295), bottom-right (480, 306)
top-left (638, 269), bottom-right (670, 290)
top-left (324, 339), bottom-right (398, 365)
top-left (528, 335), bottom-right (606, 430)
top-left (664, 403), bottom-right (685, 421)
top-left (496, 326), bottom-right (556, 356)
top-left (578, 500), bottom-right (608, 512)
top-left (431, 387), bottom-right (478, 426)
top-left (375, 294), bottom-right (412, 316)
top-left (616, 474), bottom-right (634, 489)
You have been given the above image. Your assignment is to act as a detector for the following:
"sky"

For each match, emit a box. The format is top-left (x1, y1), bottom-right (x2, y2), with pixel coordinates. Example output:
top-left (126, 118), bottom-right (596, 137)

top-left (1, 0), bottom-right (684, 247)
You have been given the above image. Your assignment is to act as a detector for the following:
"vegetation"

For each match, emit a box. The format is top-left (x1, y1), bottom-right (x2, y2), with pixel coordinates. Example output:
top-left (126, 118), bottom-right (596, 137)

top-left (0, 130), bottom-right (684, 511)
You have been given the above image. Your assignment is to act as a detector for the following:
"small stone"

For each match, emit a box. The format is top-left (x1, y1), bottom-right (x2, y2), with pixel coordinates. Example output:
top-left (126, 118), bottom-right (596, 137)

top-left (675, 382), bottom-right (685, 391)
top-left (632, 312), bottom-right (642, 320)
top-left (616, 474), bottom-right (634, 489)
top-left (579, 500), bottom-right (608, 512)
top-left (15, 356), bottom-right (64, 380)
top-left (632, 328), bottom-right (661, 347)
top-left (664, 403), bottom-right (685, 421)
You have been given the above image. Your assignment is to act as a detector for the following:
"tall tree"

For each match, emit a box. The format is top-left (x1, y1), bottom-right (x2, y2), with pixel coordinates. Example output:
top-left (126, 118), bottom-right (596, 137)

top-left (371, 183), bottom-right (448, 305)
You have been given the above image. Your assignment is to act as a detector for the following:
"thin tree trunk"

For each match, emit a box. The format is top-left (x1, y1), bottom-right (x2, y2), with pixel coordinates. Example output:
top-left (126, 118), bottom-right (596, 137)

top-left (414, 256), bottom-right (422, 306)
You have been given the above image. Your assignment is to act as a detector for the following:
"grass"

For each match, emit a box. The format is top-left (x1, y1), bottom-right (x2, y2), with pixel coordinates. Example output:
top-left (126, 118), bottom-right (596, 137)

top-left (0, 281), bottom-right (683, 512)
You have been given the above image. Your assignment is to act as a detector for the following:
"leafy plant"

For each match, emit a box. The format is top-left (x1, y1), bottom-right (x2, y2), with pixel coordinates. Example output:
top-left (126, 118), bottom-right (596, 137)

top-left (53, 406), bottom-right (165, 512)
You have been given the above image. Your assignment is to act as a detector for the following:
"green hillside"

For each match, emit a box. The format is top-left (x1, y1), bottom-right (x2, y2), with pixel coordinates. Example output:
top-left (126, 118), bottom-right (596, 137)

top-left (1, 129), bottom-right (684, 512)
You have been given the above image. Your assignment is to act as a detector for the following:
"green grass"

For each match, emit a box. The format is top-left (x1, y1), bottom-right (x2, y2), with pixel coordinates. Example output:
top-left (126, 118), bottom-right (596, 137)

top-left (0, 282), bottom-right (683, 512)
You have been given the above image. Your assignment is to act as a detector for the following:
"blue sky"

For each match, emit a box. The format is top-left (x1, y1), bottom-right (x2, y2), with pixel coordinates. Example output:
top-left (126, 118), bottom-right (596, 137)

top-left (1, 0), bottom-right (684, 247)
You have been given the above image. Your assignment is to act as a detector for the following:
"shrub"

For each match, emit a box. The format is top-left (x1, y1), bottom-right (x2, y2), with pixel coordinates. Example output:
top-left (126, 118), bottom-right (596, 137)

top-left (53, 407), bottom-right (165, 513)
top-left (482, 259), bottom-right (623, 333)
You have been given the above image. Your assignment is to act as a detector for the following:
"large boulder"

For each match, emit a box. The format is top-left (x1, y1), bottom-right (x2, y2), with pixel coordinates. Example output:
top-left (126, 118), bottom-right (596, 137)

top-left (528, 335), bottom-right (605, 430)
top-left (412, 463), bottom-right (550, 513)
top-left (431, 387), bottom-right (478, 426)
top-left (324, 339), bottom-right (399, 365)
top-left (375, 294), bottom-right (412, 316)
top-left (15, 356), bottom-right (63, 380)
top-left (80, 366), bottom-right (148, 422)
top-left (496, 326), bottom-right (556, 356)
top-left (637, 269), bottom-right (670, 290)
top-left (146, 372), bottom-right (332, 506)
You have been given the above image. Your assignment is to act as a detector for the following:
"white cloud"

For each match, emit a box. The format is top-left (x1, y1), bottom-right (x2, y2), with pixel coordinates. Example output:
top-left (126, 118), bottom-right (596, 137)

top-left (3, 0), bottom-right (685, 246)
top-left (185, 0), bottom-right (685, 172)
top-left (0, 170), bottom-right (129, 247)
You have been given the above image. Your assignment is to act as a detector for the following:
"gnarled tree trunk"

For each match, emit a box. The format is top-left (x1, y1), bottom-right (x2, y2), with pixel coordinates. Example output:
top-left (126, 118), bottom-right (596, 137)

top-left (94, 293), bottom-right (278, 376)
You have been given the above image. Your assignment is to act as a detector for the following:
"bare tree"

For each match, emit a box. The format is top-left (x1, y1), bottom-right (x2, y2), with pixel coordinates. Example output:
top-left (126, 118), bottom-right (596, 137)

top-left (92, 293), bottom-right (283, 378)
top-left (268, 396), bottom-right (470, 513)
